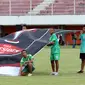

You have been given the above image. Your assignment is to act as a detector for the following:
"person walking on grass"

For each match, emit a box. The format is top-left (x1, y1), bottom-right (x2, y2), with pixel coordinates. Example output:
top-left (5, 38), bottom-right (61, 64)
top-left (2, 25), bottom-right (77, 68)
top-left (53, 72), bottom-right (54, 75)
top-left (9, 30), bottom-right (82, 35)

top-left (19, 50), bottom-right (35, 76)
top-left (47, 28), bottom-right (60, 76)
top-left (78, 27), bottom-right (85, 73)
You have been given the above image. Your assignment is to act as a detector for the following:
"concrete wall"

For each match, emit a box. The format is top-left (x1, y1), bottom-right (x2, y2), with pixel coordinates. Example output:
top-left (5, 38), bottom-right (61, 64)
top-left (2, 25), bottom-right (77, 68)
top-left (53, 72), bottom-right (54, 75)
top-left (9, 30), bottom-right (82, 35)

top-left (0, 15), bottom-right (85, 25)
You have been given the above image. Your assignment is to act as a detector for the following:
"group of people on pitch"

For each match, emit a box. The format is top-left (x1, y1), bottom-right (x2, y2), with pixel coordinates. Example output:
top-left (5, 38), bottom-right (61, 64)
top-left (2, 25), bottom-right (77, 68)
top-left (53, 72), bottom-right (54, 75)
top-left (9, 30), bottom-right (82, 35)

top-left (19, 28), bottom-right (85, 76)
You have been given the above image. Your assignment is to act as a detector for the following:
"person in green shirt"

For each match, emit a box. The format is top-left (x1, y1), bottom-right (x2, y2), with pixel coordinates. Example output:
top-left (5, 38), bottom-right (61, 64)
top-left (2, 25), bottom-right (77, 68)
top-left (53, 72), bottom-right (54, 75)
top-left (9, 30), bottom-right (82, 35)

top-left (19, 50), bottom-right (35, 76)
top-left (47, 29), bottom-right (60, 76)
top-left (78, 27), bottom-right (85, 73)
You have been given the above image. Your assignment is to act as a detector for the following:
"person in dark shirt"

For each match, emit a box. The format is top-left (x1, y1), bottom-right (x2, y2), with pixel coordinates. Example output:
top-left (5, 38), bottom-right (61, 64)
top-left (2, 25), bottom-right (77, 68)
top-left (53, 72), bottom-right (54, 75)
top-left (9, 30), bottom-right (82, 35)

top-left (71, 33), bottom-right (76, 48)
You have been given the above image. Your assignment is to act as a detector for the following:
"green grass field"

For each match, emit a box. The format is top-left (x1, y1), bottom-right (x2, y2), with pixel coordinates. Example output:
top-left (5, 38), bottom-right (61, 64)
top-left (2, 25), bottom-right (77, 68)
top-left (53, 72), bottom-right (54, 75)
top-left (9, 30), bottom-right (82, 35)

top-left (0, 46), bottom-right (85, 85)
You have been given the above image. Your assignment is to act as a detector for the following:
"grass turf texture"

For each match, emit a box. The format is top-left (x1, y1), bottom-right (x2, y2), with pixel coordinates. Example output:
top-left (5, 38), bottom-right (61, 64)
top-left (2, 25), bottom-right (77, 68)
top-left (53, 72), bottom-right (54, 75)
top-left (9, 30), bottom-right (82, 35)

top-left (0, 46), bottom-right (85, 85)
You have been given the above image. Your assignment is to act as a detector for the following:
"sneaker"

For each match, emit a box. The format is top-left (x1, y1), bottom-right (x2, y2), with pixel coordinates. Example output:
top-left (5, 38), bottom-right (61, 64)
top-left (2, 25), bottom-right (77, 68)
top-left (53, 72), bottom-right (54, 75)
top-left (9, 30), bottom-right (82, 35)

top-left (54, 72), bottom-right (58, 76)
top-left (77, 70), bottom-right (84, 73)
top-left (28, 73), bottom-right (32, 76)
top-left (51, 72), bottom-right (56, 75)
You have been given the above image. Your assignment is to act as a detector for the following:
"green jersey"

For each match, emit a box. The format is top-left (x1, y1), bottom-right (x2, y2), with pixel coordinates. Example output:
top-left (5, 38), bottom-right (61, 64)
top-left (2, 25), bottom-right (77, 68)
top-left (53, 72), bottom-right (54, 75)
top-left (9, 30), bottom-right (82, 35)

top-left (20, 54), bottom-right (34, 66)
top-left (49, 33), bottom-right (60, 54)
top-left (80, 34), bottom-right (85, 53)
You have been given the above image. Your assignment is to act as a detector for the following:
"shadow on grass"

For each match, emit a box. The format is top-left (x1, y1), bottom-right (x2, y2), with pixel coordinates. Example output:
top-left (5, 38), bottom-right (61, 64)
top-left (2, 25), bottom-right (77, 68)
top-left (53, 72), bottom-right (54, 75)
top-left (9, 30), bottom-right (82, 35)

top-left (33, 71), bottom-right (50, 76)
top-left (59, 71), bottom-right (85, 77)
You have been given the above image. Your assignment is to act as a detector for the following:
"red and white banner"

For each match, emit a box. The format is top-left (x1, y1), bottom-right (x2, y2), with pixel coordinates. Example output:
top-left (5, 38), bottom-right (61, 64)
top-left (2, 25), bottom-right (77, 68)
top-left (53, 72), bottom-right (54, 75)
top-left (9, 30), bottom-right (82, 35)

top-left (0, 29), bottom-right (49, 76)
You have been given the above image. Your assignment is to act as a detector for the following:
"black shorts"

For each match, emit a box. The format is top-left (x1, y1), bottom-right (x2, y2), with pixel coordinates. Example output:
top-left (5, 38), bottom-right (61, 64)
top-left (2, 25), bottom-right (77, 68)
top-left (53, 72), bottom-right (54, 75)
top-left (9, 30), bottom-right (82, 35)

top-left (80, 53), bottom-right (85, 59)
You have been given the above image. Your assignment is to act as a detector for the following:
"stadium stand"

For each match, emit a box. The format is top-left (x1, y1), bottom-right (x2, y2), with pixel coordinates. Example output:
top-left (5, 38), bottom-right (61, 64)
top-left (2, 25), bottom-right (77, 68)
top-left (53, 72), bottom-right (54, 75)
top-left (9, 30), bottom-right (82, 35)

top-left (39, 0), bottom-right (74, 15)
top-left (11, 0), bottom-right (30, 15)
top-left (0, 0), bottom-right (9, 15)
top-left (75, 0), bottom-right (85, 14)
top-left (0, 0), bottom-right (43, 15)
top-left (39, 0), bottom-right (85, 15)
top-left (0, 0), bottom-right (85, 15)
top-left (32, 0), bottom-right (43, 8)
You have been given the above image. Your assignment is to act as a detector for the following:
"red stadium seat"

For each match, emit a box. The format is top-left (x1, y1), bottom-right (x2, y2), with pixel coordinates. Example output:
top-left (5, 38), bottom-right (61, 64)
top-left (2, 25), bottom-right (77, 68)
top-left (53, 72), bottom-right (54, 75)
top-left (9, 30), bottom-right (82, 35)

top-left (0, 0), bottom-right (85, 15)
top-left (0, 0), bottom-right (43, 15)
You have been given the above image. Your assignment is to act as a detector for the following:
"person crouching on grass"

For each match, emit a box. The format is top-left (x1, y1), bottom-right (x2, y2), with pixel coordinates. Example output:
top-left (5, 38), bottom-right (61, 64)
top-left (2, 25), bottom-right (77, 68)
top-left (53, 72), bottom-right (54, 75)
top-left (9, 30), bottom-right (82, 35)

top-left (78, 27), bottom-right (85, 73)
top-left (47, 28), bottom-right (60, 76)
top-left (19, 50), bottom-right (35, 76)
